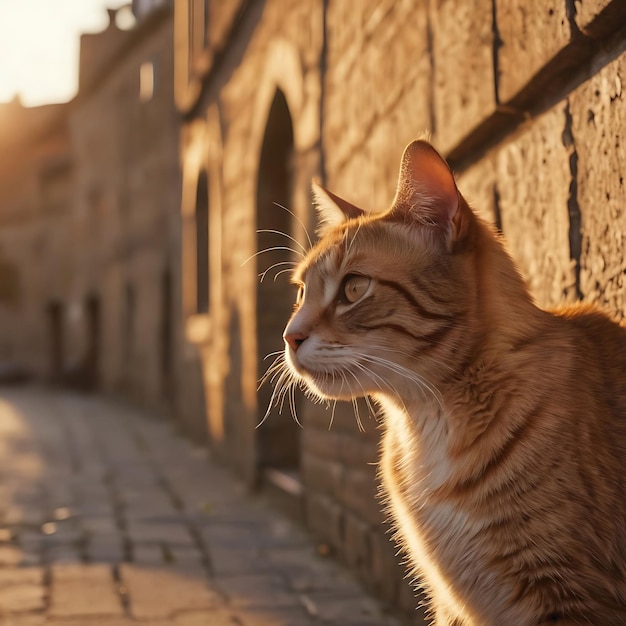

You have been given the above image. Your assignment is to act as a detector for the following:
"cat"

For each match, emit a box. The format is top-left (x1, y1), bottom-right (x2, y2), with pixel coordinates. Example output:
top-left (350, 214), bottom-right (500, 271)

top-left (280, 139), bottom-right (626, 625)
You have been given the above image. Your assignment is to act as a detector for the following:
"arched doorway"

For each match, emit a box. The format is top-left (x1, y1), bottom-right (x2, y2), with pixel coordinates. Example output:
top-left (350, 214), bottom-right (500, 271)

top-left (195, 171), bottom-right (209, 315)
top-left (255, 89), bottom-right (301, 487)
top-left (46, 301), bottom-right (64, 384)
top-left (84, 294), bottom-right (101, 390)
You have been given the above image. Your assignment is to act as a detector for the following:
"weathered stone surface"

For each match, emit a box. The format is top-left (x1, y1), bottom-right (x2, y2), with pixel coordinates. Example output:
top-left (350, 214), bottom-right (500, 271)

top-left (496, 0), bottom-right (572, 102)
top-left (570, 53), bottom-right (626, 319)
top-left (304, 492), bottom-right (344, 549)
top-left (340, 466), bottom-right (382, 526)
top-left (574, 0), bottom-right (626, 36)
top-left (457, 155), bottom-right (498, 225)
top-left (214, 573), bottom-right (300, 609)
top-left (431, 0), bottom-right (495, 153)
top-left (0, 583), bottom-right (45, 612)
top-left (324, 1), bottom-right (431, 175)
top-left (49, 564), bottom-right (123, 617)
top-left (120, 564), bottom-right (219, 619)
top-left (496, 105), bottom-right (576, 308)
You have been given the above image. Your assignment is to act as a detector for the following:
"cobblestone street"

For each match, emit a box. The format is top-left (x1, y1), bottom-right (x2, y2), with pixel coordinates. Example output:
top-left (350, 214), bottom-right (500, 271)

top-left (0, 388), bottom-right (405, 626)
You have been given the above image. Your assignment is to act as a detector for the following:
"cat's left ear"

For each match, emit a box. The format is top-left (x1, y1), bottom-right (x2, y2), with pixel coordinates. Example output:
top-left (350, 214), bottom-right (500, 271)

top-left (390, 140), bottom-right (469, 245)
top-left (312, 180), bottom-right (366, 236)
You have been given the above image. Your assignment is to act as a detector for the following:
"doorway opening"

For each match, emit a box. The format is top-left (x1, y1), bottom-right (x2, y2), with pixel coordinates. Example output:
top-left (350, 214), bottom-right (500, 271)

top-left (255, 88), bottom-right (302, 514)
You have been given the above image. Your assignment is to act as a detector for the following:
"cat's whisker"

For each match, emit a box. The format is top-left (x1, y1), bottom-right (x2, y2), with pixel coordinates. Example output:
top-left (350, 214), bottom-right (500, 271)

top-left (256, 229), bottom-right (308, 255)
top-left (345, 220), bottom-right (362, 257)
top-left (344, 367), bottom-right (377, 423)
top-left (352, 395), bottom-right (365, 432)
top-left (258, 354), bottom-right (286, 390)
top-left (273, 267), bottom-right (297, 282)
top-left (355, 352), bottom-right (444, 410)
top-left (288, 383), bottom-right (303, 428)
top-left (352, 360), bottom-right (411, 416)
top-left (329, 398), bottom-right (338, 430)
top-left (271, 202), bottom-right (313, 250)
top-left (258, 260), bottom-right (297, 283)
top-left (241, 246), bottom-right (304, 268)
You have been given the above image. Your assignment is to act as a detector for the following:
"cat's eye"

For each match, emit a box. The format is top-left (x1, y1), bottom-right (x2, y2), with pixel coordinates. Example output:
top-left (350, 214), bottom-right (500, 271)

top-left (342, 275), bottom-right (371, 303)
top-left (296, 284), bottom-right (305, 305)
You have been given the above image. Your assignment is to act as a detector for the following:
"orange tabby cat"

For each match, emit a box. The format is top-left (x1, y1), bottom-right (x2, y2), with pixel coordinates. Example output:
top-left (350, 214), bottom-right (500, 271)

top-left (282, 140), bottom-right (626, 625)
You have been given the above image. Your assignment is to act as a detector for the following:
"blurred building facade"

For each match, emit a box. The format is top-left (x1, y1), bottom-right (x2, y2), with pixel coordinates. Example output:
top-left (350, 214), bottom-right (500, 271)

top-left (175, 0), bottom-right (626, 617)
top-left (0, 2), bottom-right (209, 437)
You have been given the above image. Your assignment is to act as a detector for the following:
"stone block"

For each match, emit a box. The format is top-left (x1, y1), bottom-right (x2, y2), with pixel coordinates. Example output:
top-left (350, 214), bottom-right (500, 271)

top-left (336, 431), bottom-right (380, 467)
top-left (369, 530), bottom-right (405, 606)
top-left (574, 0), bottom-right (626, 37)
top-left (457, 155), bottom-right (498, 225)
top-left (496, 0), bottom-right (572, 102)
top-left (341, 511), bottom-right (372, 575)
top-left (496, 105), bottom-right (576, 309)
top-left (324, 0), bottom-right (430, 177)
top-left (304, 492), bottom-right (343, 549)
top-left (340, 466), bottom-right (383, 526)
top-left (215, 573), bottom-right (299, 609)
top-left (297, 587), bottom-right (402, 625)
top-left (120, 564), bottom-right (219, 619)
top-left (570, 53), bottom-right (626, 318)
top-left (431, 0), bottom-right (495, 153)
top-left (301, 452), bottom-right (343, 500)
top-left (0, 583), bottom-right (44, 612)
top-left (49, 563), bottom-right (123, 618)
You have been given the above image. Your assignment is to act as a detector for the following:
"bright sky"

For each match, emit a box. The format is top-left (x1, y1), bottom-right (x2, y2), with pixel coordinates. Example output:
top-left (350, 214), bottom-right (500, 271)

top-left (0, 0), bottom-right (135, 107)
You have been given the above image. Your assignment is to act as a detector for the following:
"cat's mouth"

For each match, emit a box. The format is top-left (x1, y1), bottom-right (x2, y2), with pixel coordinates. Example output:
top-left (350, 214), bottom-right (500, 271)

top-left (286, 350), bottom-right (360, 401)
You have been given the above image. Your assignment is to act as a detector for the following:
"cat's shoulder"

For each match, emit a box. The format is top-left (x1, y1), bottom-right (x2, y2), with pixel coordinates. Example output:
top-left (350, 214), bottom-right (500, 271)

top-left (553, 301), bottom-right (626, 341)
top-left (551, 302), bottom-right (626, 390)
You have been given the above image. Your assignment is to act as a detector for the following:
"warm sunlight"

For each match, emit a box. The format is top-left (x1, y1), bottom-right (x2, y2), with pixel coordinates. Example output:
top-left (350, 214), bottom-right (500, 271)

top-left (0, 0), bottom-right (134, 106)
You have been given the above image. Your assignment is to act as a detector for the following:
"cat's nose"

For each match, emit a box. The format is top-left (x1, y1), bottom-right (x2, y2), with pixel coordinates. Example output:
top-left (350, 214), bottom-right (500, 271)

top-left (284, 331), bottom-right (308, 352)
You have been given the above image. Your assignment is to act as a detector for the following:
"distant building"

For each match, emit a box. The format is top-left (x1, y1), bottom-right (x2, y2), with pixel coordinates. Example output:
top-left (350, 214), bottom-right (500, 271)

top-left (0, 4), bottom-right (206, 432)
top-left (67, 1), bottom-right (202, 425)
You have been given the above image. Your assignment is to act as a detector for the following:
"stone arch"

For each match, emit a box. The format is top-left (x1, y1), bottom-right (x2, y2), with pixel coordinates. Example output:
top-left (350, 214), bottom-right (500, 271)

top-left (255, 87), bottom-right (300, 473)
top-left (180, 118), bottom-right (209, 322)
top-left (230, 38), bottom-right (320, 486)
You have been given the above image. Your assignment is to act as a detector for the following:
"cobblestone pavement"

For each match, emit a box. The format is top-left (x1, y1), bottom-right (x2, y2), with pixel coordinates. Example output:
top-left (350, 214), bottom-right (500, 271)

top-left (0, 388), bottom-right (407, 626)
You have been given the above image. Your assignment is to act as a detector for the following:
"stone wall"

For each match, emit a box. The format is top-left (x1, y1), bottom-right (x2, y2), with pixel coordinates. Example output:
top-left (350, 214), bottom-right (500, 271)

top-left (178, 0), bottom-right (626, 620)
top-left (68, 7), bottom-right (196, 426)
top-left (0, 101), bottom-right (73, 381)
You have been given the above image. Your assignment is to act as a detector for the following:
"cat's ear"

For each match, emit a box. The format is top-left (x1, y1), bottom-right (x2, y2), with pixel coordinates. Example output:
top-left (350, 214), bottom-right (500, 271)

top-left (390, 140), bottom-right (469, 244)
top-left (312, 180), bottom-right (366, 236)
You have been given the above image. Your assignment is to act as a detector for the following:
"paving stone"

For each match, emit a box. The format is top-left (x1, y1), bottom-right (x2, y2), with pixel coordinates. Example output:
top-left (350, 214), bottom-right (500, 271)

top-left (235, 606), bottom-right (319, 626)
top-left (0, 616), bottom-right (45, 626)
top-left (120, 563), bottom-right (220, 619)
top-left (0, 582), bottom-right (45, 612)
top-left (173, 610), bottom-right (240, 626)
top-left (0, 545), bottom-right (24, 566)
top-left (49, 563), bottom-right (123, 618)
top-left (215, 573), bottom-right (301, 609)
top-left (0, 390), bottom-right (411, 625)
top-left (46, 617), bottom-right (169, 626)
top-left (0, 567), bottom-right (44, 587)
top-left (300, 590), bottom-right (402, 625)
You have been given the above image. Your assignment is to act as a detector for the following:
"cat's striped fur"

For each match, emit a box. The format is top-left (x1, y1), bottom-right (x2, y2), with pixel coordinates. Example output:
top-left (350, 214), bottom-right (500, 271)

top-left (282, 140), bottom-right (626, 625)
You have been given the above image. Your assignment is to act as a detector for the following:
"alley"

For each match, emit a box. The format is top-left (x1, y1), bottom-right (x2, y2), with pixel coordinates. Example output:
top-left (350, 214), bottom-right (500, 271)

top-left (0, 388), bottom-right (405, 626)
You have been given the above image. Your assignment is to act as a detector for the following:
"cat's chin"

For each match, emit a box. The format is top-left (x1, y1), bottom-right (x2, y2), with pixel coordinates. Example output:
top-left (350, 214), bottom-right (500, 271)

top-left (286, 350), bottom-right (366, 400)
top-left (299, 371), bottom-right (363, 402)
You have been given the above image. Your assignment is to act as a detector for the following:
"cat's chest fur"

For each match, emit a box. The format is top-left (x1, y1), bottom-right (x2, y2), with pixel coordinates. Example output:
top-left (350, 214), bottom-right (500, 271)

top-left (379, 398), bottom-right (523, 624)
